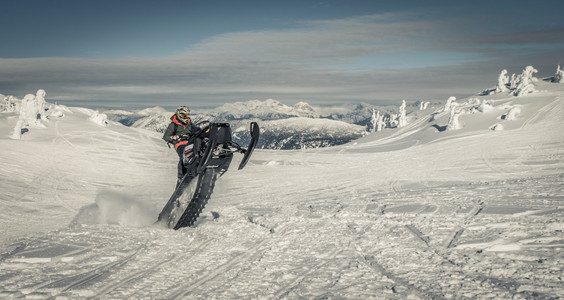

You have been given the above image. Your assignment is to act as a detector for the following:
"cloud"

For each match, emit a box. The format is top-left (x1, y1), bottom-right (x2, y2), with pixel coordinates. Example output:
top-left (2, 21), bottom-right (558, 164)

top-left (1, 12), bottom-right (563, 109)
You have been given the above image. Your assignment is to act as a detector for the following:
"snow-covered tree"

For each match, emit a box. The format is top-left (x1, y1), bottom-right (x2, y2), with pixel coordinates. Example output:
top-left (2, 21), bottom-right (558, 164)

top-left (376, 111), bottom-right (386, 132)
top-left (19, 92), bottom-right (46, 128)
top-left (419, 101), bottom-right (430, 110)
top-left (446, 106), bottom-right (463, 131)
top-left (553, 65), bottom-right (564, 83)
top-left (389, 113), bottom-right (398, 128)
top-left (509, 73), bottom-right (518, 90)
top-left (11, 119), bottom-right (26, 140)
top-left (369, 108), bottom-right (377, 133)
top-left (368, 108), bottom-right (387, 132)
top-left (35, 89), bottom-right (47, 120)
top-left (8, 89), bottom-right (51, 139)
top-left (398, 100), bottom-right (407, 128)
top-left (503, 106), bottom-right (521, 120)
top-left (513, 66), bottom-right (538, 96)
top-left (0, 94), bottom-right (19, 112)
top-left (495, 69), bottom-right (509, 93)
top-left (477, 100), bottom-right (494, 113)
top-left (89, 111), bottom-right (110, 126)
top-left (443, 96), bottom-right (456, 112)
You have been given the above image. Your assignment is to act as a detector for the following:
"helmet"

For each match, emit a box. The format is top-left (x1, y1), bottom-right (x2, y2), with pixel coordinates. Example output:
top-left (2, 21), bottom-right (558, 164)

top-left (176, 106), bottom-right (190, 122)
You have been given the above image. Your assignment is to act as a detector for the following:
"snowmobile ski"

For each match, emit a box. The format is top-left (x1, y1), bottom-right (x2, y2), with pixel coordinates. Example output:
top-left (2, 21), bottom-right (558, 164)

top-left (238, 122), bottom-right (260, 170)
top-left (157, 121), bottom-right (259, 230)
top-left (197, 123), bottom-right (218, 174)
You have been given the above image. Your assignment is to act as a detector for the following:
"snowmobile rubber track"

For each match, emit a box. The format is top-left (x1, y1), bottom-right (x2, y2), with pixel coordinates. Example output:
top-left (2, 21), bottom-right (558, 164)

top-left (173, 168), bottom-right (219, 229)
top-left (156, 173), bottom-right (196, 225)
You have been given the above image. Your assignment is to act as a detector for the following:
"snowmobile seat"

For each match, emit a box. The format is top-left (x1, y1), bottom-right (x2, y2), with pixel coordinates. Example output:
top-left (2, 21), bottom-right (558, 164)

top-left (215, 123), bottom-right (232, 145)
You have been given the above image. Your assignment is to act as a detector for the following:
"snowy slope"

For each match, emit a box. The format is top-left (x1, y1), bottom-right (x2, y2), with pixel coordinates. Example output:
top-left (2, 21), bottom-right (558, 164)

top-left (1, 79), bottom-right (563, 299)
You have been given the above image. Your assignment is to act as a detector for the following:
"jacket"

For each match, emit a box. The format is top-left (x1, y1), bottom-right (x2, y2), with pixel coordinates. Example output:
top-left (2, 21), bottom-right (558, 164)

top-left (162, 115), bottom-right (195, 148)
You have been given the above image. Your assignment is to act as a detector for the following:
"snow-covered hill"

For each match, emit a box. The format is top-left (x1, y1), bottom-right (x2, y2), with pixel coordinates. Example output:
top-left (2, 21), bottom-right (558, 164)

top-left (1, 67), bottom-right (563, 299)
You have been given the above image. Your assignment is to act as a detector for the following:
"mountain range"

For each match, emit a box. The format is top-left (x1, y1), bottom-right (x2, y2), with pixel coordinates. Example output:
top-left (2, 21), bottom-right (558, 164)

top-left (103, 99), bottom-right (442, 149)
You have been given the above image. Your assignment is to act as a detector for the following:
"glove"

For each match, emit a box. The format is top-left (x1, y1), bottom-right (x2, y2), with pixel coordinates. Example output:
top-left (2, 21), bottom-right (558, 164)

top-left (171, 135), bottom-right (180, 142)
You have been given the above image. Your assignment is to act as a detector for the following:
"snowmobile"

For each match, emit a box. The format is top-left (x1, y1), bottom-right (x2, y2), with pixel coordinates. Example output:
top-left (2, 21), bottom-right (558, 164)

top-left (157, 121), bottom-right (259, 230)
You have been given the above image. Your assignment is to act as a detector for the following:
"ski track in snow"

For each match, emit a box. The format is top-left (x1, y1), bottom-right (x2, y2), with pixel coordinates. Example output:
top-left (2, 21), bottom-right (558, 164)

top-left (1, 82), bottom-right (564, 299)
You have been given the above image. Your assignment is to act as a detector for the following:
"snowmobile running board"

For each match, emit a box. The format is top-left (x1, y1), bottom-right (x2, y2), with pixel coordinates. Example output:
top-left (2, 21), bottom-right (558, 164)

top-left (157, 122), bottom-right (260, 230)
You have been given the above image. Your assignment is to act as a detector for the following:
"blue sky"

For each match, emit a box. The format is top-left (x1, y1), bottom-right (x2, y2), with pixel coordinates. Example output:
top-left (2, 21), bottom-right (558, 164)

top-left (1, 0), bottom-right (563, 109)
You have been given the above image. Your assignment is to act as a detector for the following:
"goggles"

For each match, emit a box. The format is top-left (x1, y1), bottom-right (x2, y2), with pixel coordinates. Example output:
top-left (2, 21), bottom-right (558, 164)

top-left (178, 113), bottom-right (189, 118)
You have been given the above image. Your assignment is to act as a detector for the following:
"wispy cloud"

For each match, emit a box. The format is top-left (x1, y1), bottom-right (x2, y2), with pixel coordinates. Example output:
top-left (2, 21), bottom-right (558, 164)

top-left (1, 12), bottom-right (562, 109)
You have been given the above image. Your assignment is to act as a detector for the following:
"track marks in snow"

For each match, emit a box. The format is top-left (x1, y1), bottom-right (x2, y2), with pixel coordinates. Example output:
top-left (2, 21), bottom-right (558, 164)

top-left (166, 232), bottom-right (276, 299)
top-left (42, 249), bottom-right (139, 293)
top-left (0, 176), bottom-right (562, 299)
top-left (91, 252), bottom-right (180, 298)
top-left (405, 224), bottom-right (431, 247)
top-left (445, 200), bottom-right (486, 249)
top-left (272, 247), bottom-right (343, 299)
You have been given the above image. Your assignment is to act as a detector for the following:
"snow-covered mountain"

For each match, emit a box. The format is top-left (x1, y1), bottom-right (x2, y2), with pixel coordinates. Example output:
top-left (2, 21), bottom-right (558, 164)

top-left (232, 117), bottom-right (365, 150)
top-left (212, 99), bottom-right (321, 119)
top-left (103, 98), bottom-right (441, 150)
top-left (1, 66), bottom-right (564, 299)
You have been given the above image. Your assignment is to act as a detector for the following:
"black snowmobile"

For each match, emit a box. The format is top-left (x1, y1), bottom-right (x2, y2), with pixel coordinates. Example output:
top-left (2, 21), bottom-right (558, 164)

top-left (157, 121), bottom-right (259, 230)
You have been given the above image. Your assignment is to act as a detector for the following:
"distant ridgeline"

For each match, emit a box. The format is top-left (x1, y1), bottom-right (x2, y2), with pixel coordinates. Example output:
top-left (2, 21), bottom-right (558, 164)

top-left (102, 64), bottom-right (564, 150)
top-left (103, 99), bottom-right (441, 150)
top-left (4, 65), bottom-right (563, 150)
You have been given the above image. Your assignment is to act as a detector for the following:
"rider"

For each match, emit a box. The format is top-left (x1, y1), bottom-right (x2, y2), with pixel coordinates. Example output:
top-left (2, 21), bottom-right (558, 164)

top-left (163, 106), bottom-right (199, 184)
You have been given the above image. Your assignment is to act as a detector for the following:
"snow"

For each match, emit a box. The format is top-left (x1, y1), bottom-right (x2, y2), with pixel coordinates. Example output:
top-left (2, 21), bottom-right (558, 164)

top-left (1, 77), bottom-right (564, 299)
top-left (214, 98), bottom-right (321, 119)
top-left (88, 110), bottom-right (110, 126)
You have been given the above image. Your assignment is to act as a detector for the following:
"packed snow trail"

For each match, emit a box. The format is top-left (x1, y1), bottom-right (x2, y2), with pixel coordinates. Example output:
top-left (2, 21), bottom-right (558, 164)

top-left (1, 81), bottom-right (563, 298)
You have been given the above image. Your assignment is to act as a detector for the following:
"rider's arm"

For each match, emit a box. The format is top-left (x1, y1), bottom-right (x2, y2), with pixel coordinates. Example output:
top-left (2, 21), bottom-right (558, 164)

top-left (162, 123), bottom-right (177, 143)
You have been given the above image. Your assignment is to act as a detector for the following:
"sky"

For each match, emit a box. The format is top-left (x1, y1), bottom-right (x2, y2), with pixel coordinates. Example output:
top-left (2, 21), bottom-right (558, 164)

top-left (1, 0), bottom-right (563, 110)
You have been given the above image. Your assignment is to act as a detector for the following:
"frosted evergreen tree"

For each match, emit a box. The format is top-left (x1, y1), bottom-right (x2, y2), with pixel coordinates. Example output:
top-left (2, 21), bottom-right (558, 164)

top-left (398, 100), bottom-right (407, 128)
top-left (446, 106), bottom-right (463, 130)
top-left (89, 110), bottom-right (109, 126)
top-left (553, 65), bottom-right (564, 83)
top-left (509, 73), bottom-right (518, 90)
top-left (11, 119), bottom-right (25, 139)
top-left (0, 94), bottom-right (19, 112)
top-left (369, 108), bottom-right (377, 133)
top-left (495, 69), bottom-right (509, 93)
top-left (19, 93), bottom-right (46, 128)
top-left (369, 109), bottom-right (387, 132)
top-left (12, 91), bottom-right (47, 139)
top-left (419, 101), bottom-right (430, 110)
top-left (477, 100), bottom-right (494, 113)
top-left (35, 89), bottom-right (47, 120)
top-left (443, 96), bottom-right (456, 112)
top-left (503, 106), bottom-right (521, 120)
top-left (389, 113), bottom-right (398, 128)
top-left (513, 66), bottom-right (538, 96)
top-left (377, 111), bottom-right (386, 132)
